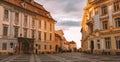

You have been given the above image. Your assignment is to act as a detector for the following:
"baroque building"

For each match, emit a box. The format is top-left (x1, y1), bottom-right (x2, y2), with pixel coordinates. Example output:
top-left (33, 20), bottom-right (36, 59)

top-left (0, 0), bottom-right (55, 54)
top-left (81, 0), bottom-right (120, 55)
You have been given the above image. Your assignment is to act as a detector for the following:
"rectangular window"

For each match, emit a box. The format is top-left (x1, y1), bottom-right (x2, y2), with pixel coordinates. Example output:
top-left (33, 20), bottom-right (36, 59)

top-left (15, 12), bottom-right (19, 25)
top-left (50, 33), bottom-right (52, 40)
top-left (31, 30), bottom-right (34, 38)
top-left (115, 18), bottom-right (120, 28)
top-left (44, 22), bottom-right (47, 30)
top-left (14, 27), bottom-right (18, 38)
top-left (97, 44), bottom-right (100, 49)
top-left (44, 45), bottom-right (47, 50)
top-left (4, 9), bottom-right (9, 21)
top-left (2, 43), bottom-right (7, 50)
top-left (115, 36), bottom-right (120, 49)
top-left (50, 45), bottom-right (52, 50)
top-left (114, 1), bottom-right (120, 12)
top-left (105, 37), bottom-right (111, 49)
top-left (50, 23), bottom-right (52, 31)
top-left (3, 25), bottom-right (8, 36)
top-left (39, 21), bottom-right (41, 29)
top-left (24, 15), bottom-right (28, 27)
top-left (23, 29), bottom-right (27, 38)
top-left (44, 32), bottom-right (46, 40)
top-left (103, 21), bottom-right (108, 30)
top-left (32, 18), bottom-right (35, 28)
top-left (38, 31), bottom-right (41, 40)
top-left (101, 5), bottom-right (108, 15)
top-left (38, 45), bottom-right (41, 49)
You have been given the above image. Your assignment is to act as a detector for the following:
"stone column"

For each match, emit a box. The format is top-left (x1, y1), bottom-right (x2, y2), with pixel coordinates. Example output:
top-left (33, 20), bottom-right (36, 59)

top-left (111, 36), bottom-right (116, 55)
top-left (101, 38), bottom-right (104, 49)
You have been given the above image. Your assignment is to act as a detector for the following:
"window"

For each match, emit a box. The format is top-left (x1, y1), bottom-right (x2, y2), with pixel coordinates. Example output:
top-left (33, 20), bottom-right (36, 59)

top-left (101, 5), bottom-right (108, 15)
top-left (105, 37), bottom-right (111, 49)
top-left (38, 45), bottom-right (41, 49)
top-left (2, 43), bottom-right (7, 50)
top-left (24, 15), bottom-right (28, 27)
top-left (32, 18), bottom-right (35, 28)
top-left (115, 18), bottom-right (120, 28)
top-left (103, 21), bottom-right (108, 30)
top-left (114, 1), bottom-right (120, 12)
top-left (15, 12), bottom-right (19, 25)
top-left (31, 30), bottom-right (34, 38)
top-left (97, 44), bottom-right (101, 49)
top-left (3, 25), bottom-right (8, 36)
top-left (39, 21), bottom-right (41, 29)
top-left (4, 9), bottom-right (9, 21)
top-left (44, 22), bottom-right (47, 30)
top-left (38, 31), bottom-right (41, 40)
top-left (14, 27), bottom-right (18, 38)
top-left (50, 45), bottom-right (52, 50)
top-left (50, 23), bottom-right (52, 31)
top-left (44, 45), bottom-right (47, 50)
top-left (50, 33), bottom-right (52, 40)
top-left (44, 32), bottom-right (46, 40)
top-left (23, 29), bottom-right (27, 38)
top-left (115, 36), bottom-right (120, 49)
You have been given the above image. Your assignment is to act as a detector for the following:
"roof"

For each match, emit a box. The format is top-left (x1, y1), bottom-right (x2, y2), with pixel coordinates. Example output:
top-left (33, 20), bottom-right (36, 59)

top-left (2, 0), bottom-right (55, 21)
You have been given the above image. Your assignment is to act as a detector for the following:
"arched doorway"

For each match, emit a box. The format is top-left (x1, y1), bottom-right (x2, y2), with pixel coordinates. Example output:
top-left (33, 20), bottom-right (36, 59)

top-left (18, 37), bottom-right (34, 54)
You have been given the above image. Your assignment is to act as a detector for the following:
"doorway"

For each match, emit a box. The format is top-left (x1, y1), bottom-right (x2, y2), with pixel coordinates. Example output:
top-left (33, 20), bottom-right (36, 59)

top-left (90, 41), bottom-right (94, 53)
top-left (18, 37), bottom-right (34, 54)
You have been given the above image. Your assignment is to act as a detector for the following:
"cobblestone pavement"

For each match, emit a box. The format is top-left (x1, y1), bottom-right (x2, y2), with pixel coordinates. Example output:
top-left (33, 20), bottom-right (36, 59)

top-left (0, 52), bottom-right (120, 62)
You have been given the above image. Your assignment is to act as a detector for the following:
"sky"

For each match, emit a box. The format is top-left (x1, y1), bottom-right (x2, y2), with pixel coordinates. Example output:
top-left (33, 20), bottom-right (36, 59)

top-left (35, 0), bottom-right (86, 48)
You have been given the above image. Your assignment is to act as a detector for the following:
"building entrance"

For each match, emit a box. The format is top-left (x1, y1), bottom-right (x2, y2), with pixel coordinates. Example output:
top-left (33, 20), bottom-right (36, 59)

top-left (18, 37), bottom-right (34, 54)
top-left (90, 41), bottom-right (94, 53)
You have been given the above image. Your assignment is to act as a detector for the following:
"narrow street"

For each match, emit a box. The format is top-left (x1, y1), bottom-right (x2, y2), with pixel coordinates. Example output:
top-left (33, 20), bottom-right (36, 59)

top-left (0, 52), bottom-right (120, 62)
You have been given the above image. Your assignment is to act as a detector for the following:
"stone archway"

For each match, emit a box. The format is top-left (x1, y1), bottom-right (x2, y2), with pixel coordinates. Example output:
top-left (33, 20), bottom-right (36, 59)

top-left (18, 37), bottom-right (34, 54)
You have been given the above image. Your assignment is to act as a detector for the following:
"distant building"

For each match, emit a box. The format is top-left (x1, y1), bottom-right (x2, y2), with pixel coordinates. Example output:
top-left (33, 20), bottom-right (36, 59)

top-left (55, 33), bottom-right (62, 53)
top-left (55, 30), bottom-right (69, 52)
top-left (68, 41), bottom-right (77, 52)
top-left (0, 0), bottom-right (55, 54)
top-left (81, 0), bottom-right (120, 55)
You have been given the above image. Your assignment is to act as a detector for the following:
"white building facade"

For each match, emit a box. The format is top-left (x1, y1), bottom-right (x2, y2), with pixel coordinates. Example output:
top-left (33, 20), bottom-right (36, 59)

top-left (0, 0), bottom-right (55, 54)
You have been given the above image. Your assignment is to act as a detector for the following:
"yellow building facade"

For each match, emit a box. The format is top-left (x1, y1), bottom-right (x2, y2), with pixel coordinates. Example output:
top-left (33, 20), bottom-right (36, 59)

top-left (0, 0), bottom-right (55, 54)
top-left (81, 0), bottom-right (120, 55)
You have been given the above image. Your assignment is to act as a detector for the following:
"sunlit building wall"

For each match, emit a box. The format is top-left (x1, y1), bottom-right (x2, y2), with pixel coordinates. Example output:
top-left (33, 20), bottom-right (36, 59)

top-left (81, 0), bottom-right (120, 55)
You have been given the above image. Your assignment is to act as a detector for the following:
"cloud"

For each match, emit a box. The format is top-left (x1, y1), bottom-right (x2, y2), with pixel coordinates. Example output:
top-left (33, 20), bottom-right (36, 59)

top-left (55, 20), bottom-right (81, 31)
top-left (35, 0), bottom-right (86, 22)
top-left (56, 21), bottom-right (81, 27)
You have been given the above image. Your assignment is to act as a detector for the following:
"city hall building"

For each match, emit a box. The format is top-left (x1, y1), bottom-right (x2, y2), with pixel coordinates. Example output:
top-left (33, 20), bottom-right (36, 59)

top-left (0, 0), bottom-right (55, 54)
top-left (81, 0), bottom-right (120, 55)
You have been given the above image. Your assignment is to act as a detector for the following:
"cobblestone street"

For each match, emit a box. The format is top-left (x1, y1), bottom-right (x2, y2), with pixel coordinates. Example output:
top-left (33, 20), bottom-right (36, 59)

top-left (0, 52), bottom-right (120, 62)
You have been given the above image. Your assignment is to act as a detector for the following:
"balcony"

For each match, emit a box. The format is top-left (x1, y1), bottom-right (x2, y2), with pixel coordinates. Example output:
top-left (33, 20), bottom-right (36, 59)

top-left (86, 18), bottom-right (94, 25)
